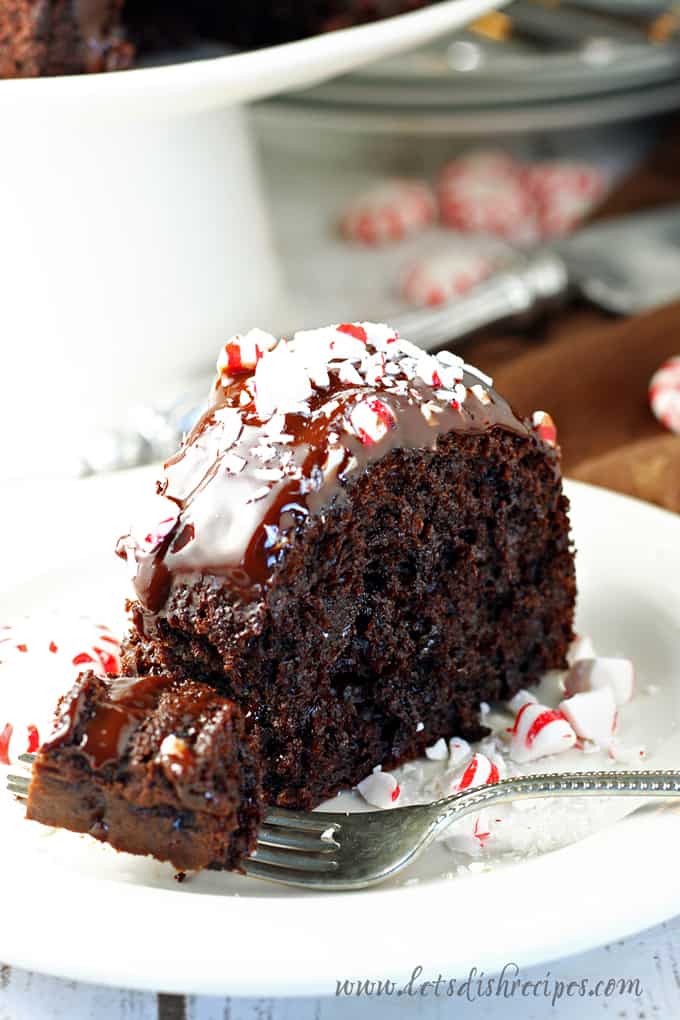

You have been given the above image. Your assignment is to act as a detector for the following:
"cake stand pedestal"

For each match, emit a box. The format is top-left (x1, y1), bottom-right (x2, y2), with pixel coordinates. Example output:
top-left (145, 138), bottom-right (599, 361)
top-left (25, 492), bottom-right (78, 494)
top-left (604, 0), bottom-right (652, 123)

top-left (0, 0), bottom-right (504, 465)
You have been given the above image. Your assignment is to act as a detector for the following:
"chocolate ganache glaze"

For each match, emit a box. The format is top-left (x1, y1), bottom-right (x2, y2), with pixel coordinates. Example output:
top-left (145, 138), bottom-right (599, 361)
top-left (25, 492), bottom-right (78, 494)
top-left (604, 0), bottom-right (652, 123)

top-left (118, 322), bottom-right (536, 616)
top-left (45, 673), bottom-right (175, 769)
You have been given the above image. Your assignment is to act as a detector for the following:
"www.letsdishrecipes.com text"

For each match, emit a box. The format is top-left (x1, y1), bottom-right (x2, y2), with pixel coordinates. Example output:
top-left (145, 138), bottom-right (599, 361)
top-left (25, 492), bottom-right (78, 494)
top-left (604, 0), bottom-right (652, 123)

top-left (335, 964), bottom-right (642, 1007)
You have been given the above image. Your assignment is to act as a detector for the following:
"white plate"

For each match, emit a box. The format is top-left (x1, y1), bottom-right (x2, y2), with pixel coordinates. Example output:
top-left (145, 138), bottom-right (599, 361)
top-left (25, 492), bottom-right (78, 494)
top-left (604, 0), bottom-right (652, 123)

top-left (0, 476), bottom-right (679, 996)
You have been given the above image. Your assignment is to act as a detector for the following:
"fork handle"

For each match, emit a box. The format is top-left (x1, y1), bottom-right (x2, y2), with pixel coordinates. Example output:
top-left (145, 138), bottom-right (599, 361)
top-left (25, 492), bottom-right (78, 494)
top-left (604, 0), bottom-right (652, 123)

top-left (393, 250), bottom-right (570, 352)
top-left (429, 769), bottom-right (680, 838)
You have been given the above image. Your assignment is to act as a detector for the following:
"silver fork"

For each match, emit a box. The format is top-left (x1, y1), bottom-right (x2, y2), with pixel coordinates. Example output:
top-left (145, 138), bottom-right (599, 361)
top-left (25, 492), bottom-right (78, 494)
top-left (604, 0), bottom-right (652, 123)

top-left (9, 760), bottom-right (680, 890)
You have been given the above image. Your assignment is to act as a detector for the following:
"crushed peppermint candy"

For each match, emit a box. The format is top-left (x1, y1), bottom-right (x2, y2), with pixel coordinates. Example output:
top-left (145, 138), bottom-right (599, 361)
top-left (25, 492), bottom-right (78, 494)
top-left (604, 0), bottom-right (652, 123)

top-left (425, 737), bottom-right (448, 761)
top-left (509, 702), bottom-right (577, 763)
top-left (356, 766), bottom-right (401, 808)
top-left (217, 328), bottom-right (277, 377)
top-left (564, 657), bottom-right (635, 706)
top-left (453, 752), bottom-right (500, 791)
top-left (0, 615), bottom-right (122, 766)
top-left (211, 323), bottom-right (496, 434)
top-left (559, 687), bottom-right (617, 749)
top-left (532, 410), bottom-right (558, 447)
top-left (448, 737), bottom-right (472, 768)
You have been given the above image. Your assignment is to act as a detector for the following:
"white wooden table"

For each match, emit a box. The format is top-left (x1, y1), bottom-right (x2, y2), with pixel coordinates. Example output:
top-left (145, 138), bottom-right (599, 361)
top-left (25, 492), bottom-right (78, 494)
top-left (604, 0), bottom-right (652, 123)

top-left (2, 913), bottom-right (680, 1019)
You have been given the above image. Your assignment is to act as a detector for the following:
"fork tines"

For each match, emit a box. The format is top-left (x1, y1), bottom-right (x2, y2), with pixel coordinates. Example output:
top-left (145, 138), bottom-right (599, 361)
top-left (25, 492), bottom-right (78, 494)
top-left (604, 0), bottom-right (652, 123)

top-left (5, 752), bottom-right (35, 802)
top-left (244, 809), bottom-right (341, 880)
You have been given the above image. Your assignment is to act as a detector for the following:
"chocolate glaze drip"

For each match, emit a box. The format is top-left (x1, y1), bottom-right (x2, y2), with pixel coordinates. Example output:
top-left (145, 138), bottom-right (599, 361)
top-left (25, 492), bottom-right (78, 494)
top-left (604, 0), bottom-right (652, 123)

top-left (118, 329), bottom-right (534, 617)
top-left (46, 674), bottom-right (172, 768)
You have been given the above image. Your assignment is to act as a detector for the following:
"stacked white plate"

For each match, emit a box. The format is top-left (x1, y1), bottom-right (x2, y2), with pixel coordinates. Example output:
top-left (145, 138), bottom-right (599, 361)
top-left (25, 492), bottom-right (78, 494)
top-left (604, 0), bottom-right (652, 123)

top-left (262, 1), bottom-right (680, 133)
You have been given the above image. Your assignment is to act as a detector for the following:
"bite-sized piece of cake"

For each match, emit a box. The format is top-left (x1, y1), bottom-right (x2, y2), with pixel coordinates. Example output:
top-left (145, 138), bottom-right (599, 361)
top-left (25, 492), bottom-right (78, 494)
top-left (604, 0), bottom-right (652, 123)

top-left (25, 670), bottom-right (262, 871)
top-left (118, 322), bottom-right (576, 810)
top-left (0, 0), bottom-right (133, 77)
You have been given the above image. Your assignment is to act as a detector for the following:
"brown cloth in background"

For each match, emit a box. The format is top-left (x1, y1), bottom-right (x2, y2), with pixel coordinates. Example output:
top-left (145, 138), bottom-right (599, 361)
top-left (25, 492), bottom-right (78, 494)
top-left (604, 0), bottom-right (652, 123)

top-left (460, 117), bottom-right (680, 513)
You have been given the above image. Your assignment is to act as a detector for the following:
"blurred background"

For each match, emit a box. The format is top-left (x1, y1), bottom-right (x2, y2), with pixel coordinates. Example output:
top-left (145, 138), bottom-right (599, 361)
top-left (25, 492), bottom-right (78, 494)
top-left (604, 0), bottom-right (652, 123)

top-left (4, 0), bottom-right (679, 515)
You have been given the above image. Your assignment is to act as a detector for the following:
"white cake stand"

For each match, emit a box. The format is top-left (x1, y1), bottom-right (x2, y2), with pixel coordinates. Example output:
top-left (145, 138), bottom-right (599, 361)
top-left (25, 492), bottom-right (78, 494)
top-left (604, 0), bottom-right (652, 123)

top-left (0, 0), bottom-right (505, 462)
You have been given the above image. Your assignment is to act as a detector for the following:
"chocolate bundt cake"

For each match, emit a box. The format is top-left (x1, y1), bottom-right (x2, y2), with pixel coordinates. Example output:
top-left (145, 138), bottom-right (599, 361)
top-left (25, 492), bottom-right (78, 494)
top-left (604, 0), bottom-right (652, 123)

top-left (119, 323), bottom-right (575, 807)
top-left (0, 0), bottom-right (433, 78)
top-left (26, 322), bottom-right (575, 870)
top-left (26, 670), bottom-right (262, 870)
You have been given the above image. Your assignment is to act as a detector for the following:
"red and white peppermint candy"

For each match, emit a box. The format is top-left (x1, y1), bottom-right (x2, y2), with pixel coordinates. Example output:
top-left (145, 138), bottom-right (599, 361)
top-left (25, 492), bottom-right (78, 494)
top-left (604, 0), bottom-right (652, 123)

top-left (444, 809), bottom-right (494, 856)
top-left (0, 615), bottom-right (121, 765)
top-left (401, 249), bottom-right (493, 308)
top-left (340, 178), bottom-right (436, 246)
top-left (509, 702), bottom-right (577, 763)
top-left (532, 410), bottom-right (558, 447)
top-left (649, 356), bottom-right (680, 434)
top-left (348, 398), bottom-right (395, 446)
top-left (564, 657), bottom-right (634, 706)
top-left (523, 162), bottom-right (608, 238)
top-left (454, 752), bottom-right (500, 791)
top-left (356, 767), bottom-right (401, 808)
top-left (217, 328), bottom-right (277, 377)
top-left (438, 160), bottom-right (537, 243)
top-left (559, 688), bottom-right (617, 749)
top-left (255, 341), bottom-right (313, 420)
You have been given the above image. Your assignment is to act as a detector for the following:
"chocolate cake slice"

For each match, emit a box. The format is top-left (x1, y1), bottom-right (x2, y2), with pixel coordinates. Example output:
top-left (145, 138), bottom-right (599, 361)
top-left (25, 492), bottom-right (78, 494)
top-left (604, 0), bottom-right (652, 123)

top-left (0, 0), bottom-right (133, 77)
top-left (118, 322), bottom-right (576, 811)
top-left (25, 670), bottom-right (262, 870)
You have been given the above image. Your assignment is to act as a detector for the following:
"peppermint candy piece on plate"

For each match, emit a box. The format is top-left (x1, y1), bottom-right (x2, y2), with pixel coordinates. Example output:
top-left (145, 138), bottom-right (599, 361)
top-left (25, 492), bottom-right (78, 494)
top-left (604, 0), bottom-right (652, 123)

top-left (340, 178), bottom-right (436, 245)
top-left (453, 752), bottom-right (500, 791)
top-left (564, 657), bottom-right (634, 706)
top-left (356, 767), bottom-right (401, 808)
top-left (509, 702), bottom-right (577, 763)
top-left (401, 248), bottom-right (493, 307)
top-left (649, 356), bottom-right (680, 434)
top-left (425, 737), bottom-right (449, 761)
top-left (523, 161), bottom-right (608, 238)
top-left (559, 687), bottom-right (617, 749)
